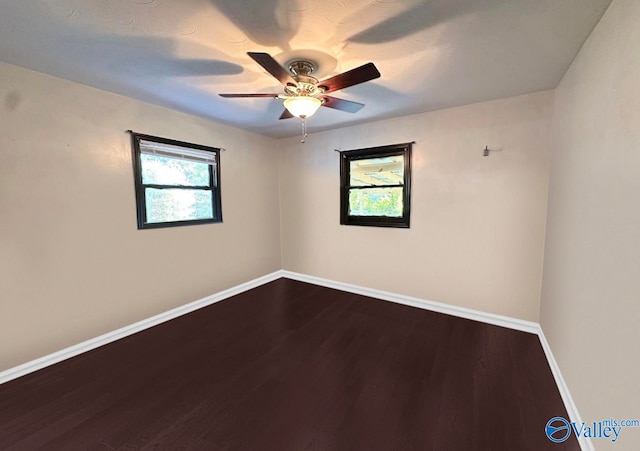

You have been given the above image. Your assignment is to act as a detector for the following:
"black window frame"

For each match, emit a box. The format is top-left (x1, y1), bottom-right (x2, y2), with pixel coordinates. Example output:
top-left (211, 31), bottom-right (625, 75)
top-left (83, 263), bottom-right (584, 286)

top-left (130, 132), bottom-right (223, 230)
top-left (340, 142), bottom-right (412, 228)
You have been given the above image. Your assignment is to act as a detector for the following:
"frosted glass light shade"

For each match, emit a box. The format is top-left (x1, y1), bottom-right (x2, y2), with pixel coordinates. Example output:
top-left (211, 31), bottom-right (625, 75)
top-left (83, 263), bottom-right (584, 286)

top-left (283, 96), bottom-right (322, 118)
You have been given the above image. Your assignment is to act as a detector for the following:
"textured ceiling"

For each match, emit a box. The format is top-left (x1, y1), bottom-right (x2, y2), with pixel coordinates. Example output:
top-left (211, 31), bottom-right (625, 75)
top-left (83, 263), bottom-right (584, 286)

top-left (0, 0), bottom-right (612, 138)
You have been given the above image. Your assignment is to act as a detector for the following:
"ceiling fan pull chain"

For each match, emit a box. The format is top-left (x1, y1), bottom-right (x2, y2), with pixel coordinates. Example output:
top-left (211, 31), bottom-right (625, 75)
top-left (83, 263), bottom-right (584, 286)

top-left (301, 117), bottom-right (308, 143)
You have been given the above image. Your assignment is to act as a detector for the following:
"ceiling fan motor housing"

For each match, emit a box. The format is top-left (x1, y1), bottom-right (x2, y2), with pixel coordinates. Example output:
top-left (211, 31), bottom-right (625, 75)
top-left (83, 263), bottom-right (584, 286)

top-left (284, 60), bottom-right (325, 98)
top-left (288, 60), bottom-right (315, 77)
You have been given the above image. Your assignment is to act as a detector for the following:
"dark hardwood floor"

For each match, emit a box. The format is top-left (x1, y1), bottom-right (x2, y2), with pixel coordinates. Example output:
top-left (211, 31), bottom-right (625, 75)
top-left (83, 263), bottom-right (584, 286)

top-left (0, 278), bottom-right (579, 450)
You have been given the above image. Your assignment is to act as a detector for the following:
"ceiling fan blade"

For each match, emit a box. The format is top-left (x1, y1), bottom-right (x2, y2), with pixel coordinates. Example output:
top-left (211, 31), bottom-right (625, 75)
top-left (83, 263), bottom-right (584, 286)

top-left (319, 63), bottom-right (380, 93)
top-left (219, 93), bottom-right (279, 98)
top-left (279, 109), bottom-right (294, 120)
top-left (247, 52), bottom-right (295, 85)
top-left (321, 96), bottom-right (365, 113)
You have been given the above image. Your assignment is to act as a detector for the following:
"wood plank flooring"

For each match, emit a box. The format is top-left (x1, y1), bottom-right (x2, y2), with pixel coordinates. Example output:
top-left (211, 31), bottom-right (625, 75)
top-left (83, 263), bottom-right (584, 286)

top-left (0, 278), bottom-right (579, 450)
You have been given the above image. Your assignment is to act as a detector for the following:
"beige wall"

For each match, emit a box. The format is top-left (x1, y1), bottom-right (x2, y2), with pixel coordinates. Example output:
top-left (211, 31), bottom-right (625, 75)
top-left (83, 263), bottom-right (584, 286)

top-left (279, 91), bottom-right (553, 321)
top-left (0, 62), bottom-right (282, 372)
top-left (540, 0), bottom-right (640, 446)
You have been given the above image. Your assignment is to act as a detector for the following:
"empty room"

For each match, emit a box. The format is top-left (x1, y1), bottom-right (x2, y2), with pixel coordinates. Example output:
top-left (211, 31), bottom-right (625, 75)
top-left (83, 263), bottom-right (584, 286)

top-left (1, 0), bottom-right (638, 449)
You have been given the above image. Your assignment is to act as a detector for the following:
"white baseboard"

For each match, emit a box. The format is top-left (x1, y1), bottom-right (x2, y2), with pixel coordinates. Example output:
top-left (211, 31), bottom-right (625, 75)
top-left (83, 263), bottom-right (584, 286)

top-left (537, 328), bottom-right (593, 451)
top-left (281, 270), bottom-right (539, 334)
top-left (1, 269), bottom-right (586, 450)
top-left (0, 271), bottom-right (283, 385)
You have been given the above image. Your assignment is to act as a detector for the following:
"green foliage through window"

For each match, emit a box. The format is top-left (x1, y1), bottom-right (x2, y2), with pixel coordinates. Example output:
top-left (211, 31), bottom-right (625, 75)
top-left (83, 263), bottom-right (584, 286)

top-left (145, 188), bottom-right (214, 224)
top-left (348, 187), bottom-right (403, 217)
top-left (141, 155), bottom-right (210, 186)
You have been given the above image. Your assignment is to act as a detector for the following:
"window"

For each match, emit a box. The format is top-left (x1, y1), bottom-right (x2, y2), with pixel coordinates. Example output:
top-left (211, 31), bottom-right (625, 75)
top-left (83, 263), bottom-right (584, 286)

top-left (340, 143), bottom-right (412, 228)
top-left (130, 132), bottom-right (222, 229)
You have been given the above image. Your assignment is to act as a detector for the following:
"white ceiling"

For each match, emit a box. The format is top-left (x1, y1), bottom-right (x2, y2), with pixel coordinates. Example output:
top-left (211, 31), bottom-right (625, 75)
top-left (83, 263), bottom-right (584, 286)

top-left (0, 0), bottom-right (612, 138)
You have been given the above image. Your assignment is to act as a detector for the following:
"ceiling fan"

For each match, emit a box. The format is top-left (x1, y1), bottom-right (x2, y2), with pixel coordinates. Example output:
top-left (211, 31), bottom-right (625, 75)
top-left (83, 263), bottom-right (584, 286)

top-left (219, 52), bottom-right (381, 141)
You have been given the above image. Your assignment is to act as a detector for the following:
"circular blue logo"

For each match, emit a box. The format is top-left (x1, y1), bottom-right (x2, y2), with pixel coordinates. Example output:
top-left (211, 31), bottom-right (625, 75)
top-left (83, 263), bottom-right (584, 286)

top-left (546, 416), bottom-right (571, 443)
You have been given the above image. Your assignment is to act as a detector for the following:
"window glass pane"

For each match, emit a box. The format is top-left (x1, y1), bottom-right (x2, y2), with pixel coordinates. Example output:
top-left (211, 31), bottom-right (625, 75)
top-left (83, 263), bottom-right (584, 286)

top-left (348, 187), bottom-right (404, 217)
top-left (141, 154), bottom-right (210, 186)
top-left (145, 188), bottom-right (213, 223)
top-left (349, 155), bottom-right (404, 186)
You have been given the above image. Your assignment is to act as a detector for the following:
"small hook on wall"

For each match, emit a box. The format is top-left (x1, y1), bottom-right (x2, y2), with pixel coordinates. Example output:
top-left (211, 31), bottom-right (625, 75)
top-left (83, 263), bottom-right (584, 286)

top-left (483, 145), bottom-right (490, 157)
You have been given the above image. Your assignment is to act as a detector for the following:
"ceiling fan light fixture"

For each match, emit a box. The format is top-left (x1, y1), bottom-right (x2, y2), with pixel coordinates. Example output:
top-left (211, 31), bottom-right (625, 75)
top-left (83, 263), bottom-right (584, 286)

top-left (283, 96), bottom-right (322, 118)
